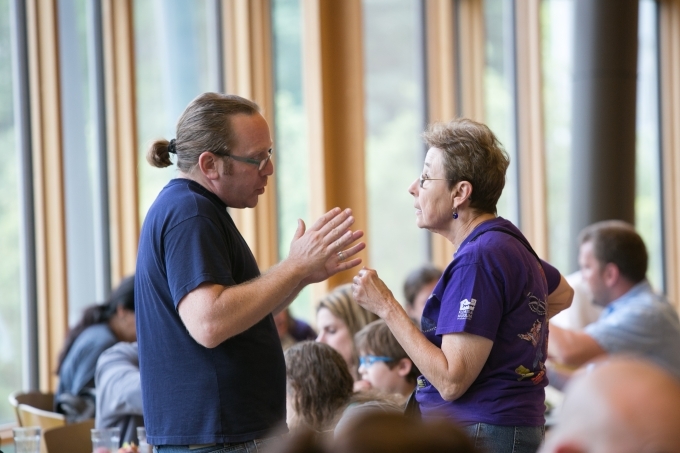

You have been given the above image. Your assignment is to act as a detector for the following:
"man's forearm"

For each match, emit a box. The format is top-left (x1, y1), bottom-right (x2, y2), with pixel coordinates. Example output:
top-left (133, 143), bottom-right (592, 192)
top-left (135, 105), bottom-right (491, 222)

top-left (178, 259), bottom-right (308, 348)
top-left (548, 323), bottom-right (606, 367)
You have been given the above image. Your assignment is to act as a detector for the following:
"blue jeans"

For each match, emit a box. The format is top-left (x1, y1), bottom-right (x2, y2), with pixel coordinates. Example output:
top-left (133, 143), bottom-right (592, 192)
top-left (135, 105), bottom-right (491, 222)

top-left (462, 423), bottom-right (544, 453)
top-left (154, 437), bottom-right (282, 453)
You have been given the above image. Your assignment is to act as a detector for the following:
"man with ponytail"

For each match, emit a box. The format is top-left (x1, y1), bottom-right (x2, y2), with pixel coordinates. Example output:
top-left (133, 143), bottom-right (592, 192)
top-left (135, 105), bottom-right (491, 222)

top-left (136, 93), bottom-right (365, 452)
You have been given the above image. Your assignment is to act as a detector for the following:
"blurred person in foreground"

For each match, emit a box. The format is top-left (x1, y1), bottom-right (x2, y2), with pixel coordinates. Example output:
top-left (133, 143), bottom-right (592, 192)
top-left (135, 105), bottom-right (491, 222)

top-left (352, 118), bottom-right (573, 453)
top-left (274, 411), bottom-right (479, 453)
top-left (403, 264), bottom-right (442, 325)
top-left (284, 341), bottom-right (402, 437)
top-left (315, 284), bottom-right (378, 389)
top-left (548, 220), bottom-right (680, 379)
top-left (539, 355), bottom-right (680, 453)
top-left (136, 93), bottom-right (365, 451)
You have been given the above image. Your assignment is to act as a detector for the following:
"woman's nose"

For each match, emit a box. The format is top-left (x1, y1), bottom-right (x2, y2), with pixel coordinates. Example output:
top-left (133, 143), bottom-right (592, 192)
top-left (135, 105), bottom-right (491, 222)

top-left (408, 178), bottom-right (418, 196)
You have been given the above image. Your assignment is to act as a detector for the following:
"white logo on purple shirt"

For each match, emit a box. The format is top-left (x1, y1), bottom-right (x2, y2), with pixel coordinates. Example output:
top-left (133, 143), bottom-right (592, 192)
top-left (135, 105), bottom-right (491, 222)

top-left (458, 298), bottom-right (477, 320)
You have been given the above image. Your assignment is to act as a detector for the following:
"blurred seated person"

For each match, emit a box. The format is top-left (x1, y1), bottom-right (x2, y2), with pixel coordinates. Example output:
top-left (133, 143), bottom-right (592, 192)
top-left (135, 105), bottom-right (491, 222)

top-left (273, 411), bottom-right (479, 453)
top-left (55, 275), bottom-right (136, 420)
top-left (95, 341), bottom-right (143, 447)
top-left (315, 284), bottom-right (378, 388)
top-left (548, 221), bottom-right (680, 379)
top-left (546, 270), bottom-right (602, 390)
top-left (274, 308), bottom-right (317, 351)
top-left (354, 319), bottom-right (420, 398)
top-left (285, 341), bottom-right (402, 437)
top-left (549, 270), bottom-right (602, 331)
top-left (539, 355), bottom-right (680, 453)
top-left (402, 264), bottom-right (442, 325)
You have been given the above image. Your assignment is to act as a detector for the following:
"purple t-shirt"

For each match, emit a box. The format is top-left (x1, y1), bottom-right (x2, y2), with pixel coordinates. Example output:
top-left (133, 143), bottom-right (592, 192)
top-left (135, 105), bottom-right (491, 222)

top-left (415, 217), bottom-right (560, 427)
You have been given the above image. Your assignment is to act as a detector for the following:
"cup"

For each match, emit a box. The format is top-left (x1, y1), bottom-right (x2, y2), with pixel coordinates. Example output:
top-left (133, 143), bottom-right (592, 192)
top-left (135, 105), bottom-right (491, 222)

top-left (137, 426), bottom-right (151, 453)
top-left (13, 426), bottom-right (41, 453)
top-left (91, 427), bottom-right (121, 453)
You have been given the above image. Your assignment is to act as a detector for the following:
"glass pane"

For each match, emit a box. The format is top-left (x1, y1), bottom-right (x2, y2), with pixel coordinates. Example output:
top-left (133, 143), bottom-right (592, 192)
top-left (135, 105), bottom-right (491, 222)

top-left (483, 0), bottom-right (519, 224)
top-left (541, 0), bottom-right (573, 272)
top-left (363, 0), bottom-right (428, 303)
top-left (635, 0), bottom-right (663, 291)
top-left (58, 0), bottom-right (101, 323)
top-left (541, 0), bottom-right (663, 286)
top-left (135, 0), bottom-right (221, 220)
top-left (0, 0), bottom-right (22, 424)
top-left (272, 0), bottom-right (312, 320)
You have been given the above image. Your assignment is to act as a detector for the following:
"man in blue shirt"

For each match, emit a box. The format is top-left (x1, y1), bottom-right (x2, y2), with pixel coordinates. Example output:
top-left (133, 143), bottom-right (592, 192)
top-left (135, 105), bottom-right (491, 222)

top-left (136, 93), bottom-right (365, 451)
top-left (548, 220), bottom-right (680, 379)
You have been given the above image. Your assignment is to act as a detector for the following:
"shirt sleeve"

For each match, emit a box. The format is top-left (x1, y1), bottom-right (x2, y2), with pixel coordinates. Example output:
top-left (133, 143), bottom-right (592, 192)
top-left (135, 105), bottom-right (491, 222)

top-left (164, 215), bottom-right (235, 307)
top-left (584, 305), bottom-right (663, 353)
top-left (436, 263), bottom-right (504, 341)
top-left (540, 259), bottom-right (562, 294)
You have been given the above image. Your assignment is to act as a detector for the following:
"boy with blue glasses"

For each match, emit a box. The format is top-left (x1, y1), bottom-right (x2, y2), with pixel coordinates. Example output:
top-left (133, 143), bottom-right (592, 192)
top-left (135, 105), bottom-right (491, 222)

top-left (355, 320), bottom-right (420, 398)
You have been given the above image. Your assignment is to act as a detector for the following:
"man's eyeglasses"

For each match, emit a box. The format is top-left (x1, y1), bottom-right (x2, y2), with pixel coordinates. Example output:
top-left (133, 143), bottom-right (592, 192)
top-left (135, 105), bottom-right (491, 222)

top-left (223, 148), bottom-right (273, 171)
top-left (419, 175), bottom-right (454, 188)
top-left (359, 355), bottom-right (394, 368)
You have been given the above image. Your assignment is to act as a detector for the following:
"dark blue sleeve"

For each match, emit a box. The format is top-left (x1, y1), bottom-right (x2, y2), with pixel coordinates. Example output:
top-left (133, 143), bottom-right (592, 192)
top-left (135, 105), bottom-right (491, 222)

top-left (165, 215), bottom-right (235, 307)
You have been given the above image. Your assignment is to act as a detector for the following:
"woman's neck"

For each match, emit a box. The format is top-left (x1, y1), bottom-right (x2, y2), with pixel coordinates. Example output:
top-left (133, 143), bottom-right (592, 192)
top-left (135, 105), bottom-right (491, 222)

top-left (448, 211), bottom-right (497, 254)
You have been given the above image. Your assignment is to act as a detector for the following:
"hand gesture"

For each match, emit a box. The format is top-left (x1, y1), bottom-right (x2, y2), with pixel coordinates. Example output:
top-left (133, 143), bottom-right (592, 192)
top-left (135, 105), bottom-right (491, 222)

top-left (287, 207), bottom-right (365, 283)
top-left (352, 267), bottom-right (396, 319)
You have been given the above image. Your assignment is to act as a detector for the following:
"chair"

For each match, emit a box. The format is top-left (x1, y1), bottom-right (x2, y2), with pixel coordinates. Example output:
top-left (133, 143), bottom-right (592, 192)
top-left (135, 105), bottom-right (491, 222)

top-left (16, 404), bottom-right (66, 453)
top-left (8, 391), bottom-right (56, 426)
top-left (43, 418), bottom-right (95, 453)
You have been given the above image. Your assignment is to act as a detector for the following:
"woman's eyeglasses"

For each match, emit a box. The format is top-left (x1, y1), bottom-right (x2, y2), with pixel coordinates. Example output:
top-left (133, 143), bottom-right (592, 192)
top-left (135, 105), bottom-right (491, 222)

top-left (419, 175), bottom-right (454, 188)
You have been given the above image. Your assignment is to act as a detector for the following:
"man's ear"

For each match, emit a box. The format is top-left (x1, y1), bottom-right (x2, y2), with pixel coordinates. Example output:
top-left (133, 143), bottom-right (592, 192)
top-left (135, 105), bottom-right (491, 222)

top-left (396, 358), bottom-right (413, 378)
top-left (602, 262), bottom-right (620, 288)
top-left (197, 152), bottom-right (221, 180)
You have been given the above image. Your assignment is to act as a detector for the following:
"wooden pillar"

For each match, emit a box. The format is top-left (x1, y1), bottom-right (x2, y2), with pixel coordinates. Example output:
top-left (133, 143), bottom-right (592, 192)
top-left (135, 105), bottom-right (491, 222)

top-left (425, 0), bottom-right (484, 268)
top-left (515, 0), bottom-right (548, 258)
top-left (457, 0), bottom-right (485, 121)
top-left (102, 0), bottom-right (139, 284)
top-left (222, 0), bottom-right (279, 271)
top-left (302, 0), bottom-right (368, 299)
top-left (25, 0), bottom-right (68, 390)
top-left (661, 0), bottom-right (680, 308)
top-left (425, 0), bottom-right (458, 268)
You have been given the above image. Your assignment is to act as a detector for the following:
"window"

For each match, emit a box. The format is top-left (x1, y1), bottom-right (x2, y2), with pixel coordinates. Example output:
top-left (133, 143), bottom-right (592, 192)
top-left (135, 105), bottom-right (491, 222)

top-left (635, 0), bottom-right (663, 290)
top-left (272, 0), bottom-right (313, 318)
top-left (483, 0), bottom-right (519, 223)
top-left (0, 0), bottom-right (22, 425)
top-left (541, 0), bottom-right (574, 272)
top-left (58, 0), bottom-right (107, 322)
top-left (134, 0), bottom-right (222, 220)
top-left (363, 0), bottom-right (428, 301)
top-left (541, 0), bottom-right (663, 288)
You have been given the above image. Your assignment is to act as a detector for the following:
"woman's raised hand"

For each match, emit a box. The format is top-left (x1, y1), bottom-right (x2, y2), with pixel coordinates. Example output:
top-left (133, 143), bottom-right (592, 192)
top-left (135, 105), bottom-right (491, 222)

top-left (352, 267), bottom-right (396, 319)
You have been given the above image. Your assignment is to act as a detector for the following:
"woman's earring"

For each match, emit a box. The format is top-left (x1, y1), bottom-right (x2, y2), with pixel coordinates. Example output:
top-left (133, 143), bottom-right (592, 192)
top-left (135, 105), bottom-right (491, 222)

top-left (452, 208), bottom-right (458, 220)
